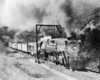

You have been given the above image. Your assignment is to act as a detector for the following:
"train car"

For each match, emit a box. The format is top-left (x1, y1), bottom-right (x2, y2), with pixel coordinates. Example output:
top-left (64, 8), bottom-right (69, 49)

top-left (12, 42), bottom-right (15, 48)
top-left (8, 42), bottom-right (12, 48)
top-left (17, 42), bottom-right (22, 50)
top-left (9, 42), bottom-right (37, 55)
top-left (21, 43), bottom-right (28, 52)
top-left (28, 42), bottom-right (37, 56)
top-left (15, 42), bottom-right (18, 49)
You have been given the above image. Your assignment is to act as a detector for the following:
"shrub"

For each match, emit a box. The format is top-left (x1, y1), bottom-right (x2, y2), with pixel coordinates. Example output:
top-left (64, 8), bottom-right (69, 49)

top-left (80, 27), bottom-right (100, 66)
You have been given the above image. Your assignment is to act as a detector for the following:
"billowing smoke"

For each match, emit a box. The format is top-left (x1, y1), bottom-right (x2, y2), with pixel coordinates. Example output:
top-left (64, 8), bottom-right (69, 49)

top-left (0, 0), bottom-right (49, 31)
top-left (0, 0), bottom-right (100, 37)
top-left (0, 0), bottom-right (74, 37)
top-left (60, 0), bottom-right (73, 37)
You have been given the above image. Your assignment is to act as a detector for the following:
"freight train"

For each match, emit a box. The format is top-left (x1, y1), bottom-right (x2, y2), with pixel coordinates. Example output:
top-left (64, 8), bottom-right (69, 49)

top-left (9, 42), bottom-right (37, 56)
top-left (9, 36), bottom-right (85, 71)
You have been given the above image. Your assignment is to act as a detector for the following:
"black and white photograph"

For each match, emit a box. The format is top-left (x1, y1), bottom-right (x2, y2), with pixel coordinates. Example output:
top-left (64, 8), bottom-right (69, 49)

top-left (0, 0), bottom-right (100, 80)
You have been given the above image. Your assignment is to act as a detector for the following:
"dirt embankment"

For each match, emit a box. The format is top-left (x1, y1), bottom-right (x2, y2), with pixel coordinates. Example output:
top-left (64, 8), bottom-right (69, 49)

top-left (0, 52), bottom-right (32, 80)
top-left (0, 48), bottom-right (67, 80)
top-left (44, 61), bottom-right (100, 80)
top-left (0, 47), bottom-right (100, 80)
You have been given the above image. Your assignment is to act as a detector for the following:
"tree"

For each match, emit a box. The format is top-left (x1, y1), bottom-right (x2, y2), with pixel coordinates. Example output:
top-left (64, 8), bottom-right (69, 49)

top-left (82, 28), bottom-right (100, 61)
top-left (43, 27), bottom-right (67, 38)
top-left (15, 30), bottom-right (36, 42)
top-left (8, 29), bottom-right (18, 39)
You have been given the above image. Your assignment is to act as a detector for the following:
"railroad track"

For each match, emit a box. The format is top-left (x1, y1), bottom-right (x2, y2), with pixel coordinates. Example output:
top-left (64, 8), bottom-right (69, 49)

top-left (8, 48), bottom-right (100, 80)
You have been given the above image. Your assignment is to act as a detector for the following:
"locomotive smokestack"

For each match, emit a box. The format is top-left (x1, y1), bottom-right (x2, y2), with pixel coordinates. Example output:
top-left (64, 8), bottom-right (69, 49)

top-left (65, 24), bottom-right (73, 40)
top-left (65, 22), bottom-right (72, 39)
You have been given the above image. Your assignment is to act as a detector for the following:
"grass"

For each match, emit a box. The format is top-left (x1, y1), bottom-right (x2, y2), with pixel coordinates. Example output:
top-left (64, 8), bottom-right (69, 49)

top-left (0, 46), bottom-right (55, 80)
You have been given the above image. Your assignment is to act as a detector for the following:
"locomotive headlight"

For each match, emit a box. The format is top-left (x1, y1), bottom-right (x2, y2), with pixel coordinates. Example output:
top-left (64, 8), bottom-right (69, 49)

top-left (67, 42), bottom-right (79, 55)
top-left (73, 46), bottom-right (76, 50)
top-left (78, 40), bottom-right (81, 43)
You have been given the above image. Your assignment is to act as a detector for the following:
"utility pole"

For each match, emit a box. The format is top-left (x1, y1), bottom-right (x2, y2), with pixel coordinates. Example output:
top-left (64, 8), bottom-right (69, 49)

top-left (36, 25), bottom-right (40, 63)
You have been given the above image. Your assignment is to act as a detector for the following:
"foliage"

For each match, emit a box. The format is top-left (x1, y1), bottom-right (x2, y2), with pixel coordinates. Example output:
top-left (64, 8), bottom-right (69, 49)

top-left (15, 30), bottom-right (36, 43)
top-left (0, 26), bottom-right (18, 46)
top-left (8, 29), bottom-right (18, 39)
top-left (77, 8), bottom-right (100, 70)
top-left (81, 28), bottom-right (100, 61)
top-left (87, 7), bottom-right (100, 26)
top-left (43, 27), bottom-right (67, 38)
top-left (80, 7), bottom-right (100, 59)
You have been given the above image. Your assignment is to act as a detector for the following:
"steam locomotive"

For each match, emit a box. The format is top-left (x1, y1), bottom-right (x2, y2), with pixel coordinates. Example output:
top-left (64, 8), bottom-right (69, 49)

top-left (36, 36), bottom-right (85, 71)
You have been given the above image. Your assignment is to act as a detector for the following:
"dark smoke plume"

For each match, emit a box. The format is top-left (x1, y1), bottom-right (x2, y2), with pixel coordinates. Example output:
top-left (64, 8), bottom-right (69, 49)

top-left (60, 0), bottom-right (74, 37)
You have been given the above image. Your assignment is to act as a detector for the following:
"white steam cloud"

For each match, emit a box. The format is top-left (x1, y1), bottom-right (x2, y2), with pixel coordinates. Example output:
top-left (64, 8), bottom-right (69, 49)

top-left (1, 0), bottom-right (49, 30)
top-left (0, 0), bottom-right (100, 37)
top-left (0, 0), bottom-right (73, 37)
